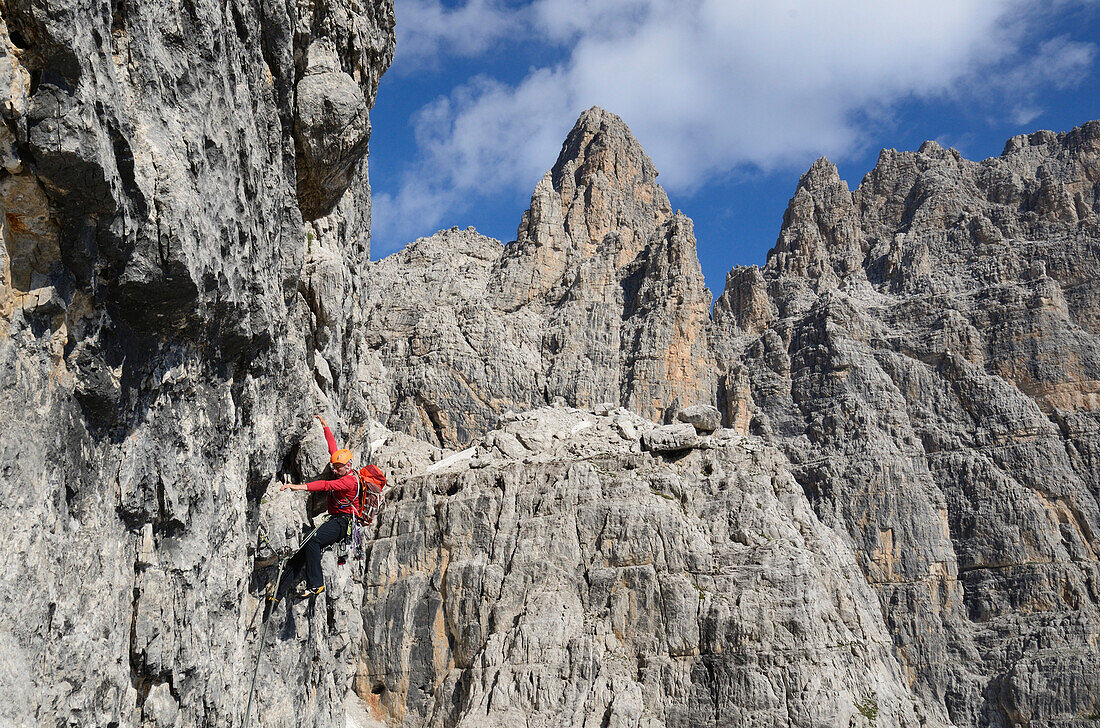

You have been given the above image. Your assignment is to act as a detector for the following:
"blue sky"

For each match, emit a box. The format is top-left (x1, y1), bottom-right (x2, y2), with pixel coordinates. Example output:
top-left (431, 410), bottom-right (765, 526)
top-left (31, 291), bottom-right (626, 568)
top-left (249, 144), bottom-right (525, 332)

top-left (368, 0), bottom-right (1100, 296)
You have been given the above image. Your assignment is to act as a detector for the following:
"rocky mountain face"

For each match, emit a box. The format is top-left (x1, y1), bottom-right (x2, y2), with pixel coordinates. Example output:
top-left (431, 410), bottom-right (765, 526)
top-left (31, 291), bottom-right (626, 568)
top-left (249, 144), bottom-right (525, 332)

top-left (358, 116), bottom-right (1100, 726)
top-left (2, 0), bottom-right (1098, 723)
top-left (712, 128), bottom-right (1100, 726)
top-left (361, 108), bottom-right (717, 447)
top-left (0, 0), bottom-right (394, 726)
top-left (357, 406), bottom-right (924, 728)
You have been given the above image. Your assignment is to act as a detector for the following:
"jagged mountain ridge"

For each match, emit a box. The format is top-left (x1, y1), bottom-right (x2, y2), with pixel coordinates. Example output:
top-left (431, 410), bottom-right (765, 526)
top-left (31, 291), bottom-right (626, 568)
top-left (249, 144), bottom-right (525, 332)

top-left (714, 125), bottom-right (1100, 725)
top-left (358, 110), bottom-right (1100, 726)
top-left (1, 0), bottom-right (1098, 720)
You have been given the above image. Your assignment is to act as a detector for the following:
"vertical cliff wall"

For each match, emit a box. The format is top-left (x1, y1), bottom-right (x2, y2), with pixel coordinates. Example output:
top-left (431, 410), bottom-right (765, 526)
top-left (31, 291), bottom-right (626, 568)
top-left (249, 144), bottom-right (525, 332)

top-left (0, 0), bottom-right (393, 725)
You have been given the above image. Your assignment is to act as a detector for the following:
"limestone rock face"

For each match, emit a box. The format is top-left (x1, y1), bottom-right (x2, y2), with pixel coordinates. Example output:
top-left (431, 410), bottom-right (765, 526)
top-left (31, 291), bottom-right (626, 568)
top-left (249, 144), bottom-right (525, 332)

top-left (359, 226), bottom-right (543, 446)
top-left (295, 70), bottom-right (371, 221)
top-left (359, 117), bottom-right (1100, 727)
top-left (712, 122), bottom-right (1100, 726)
top-left (362, 108), bottom-right (717, 445)
top-left (0, 0), bottom-right (394, 727)
top-left (493, 106), bottom-right (673, 310)
top-left (360, 407), bottom-right (922, 728)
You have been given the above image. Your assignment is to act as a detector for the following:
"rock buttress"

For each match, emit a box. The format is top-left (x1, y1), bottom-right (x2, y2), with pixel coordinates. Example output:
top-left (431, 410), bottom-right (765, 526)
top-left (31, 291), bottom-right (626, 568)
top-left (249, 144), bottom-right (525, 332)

top-left (0, 0), bottom-right (394, 726)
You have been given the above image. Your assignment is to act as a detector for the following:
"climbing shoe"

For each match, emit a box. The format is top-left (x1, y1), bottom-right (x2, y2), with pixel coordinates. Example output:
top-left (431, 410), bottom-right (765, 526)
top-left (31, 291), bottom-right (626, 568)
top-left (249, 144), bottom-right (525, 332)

top-left (293, 584), bottom-right (324, 600)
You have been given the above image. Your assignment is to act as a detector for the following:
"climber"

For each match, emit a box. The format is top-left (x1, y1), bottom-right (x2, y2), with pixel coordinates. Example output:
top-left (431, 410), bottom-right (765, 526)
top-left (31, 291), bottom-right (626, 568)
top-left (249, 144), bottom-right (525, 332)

top-left (277, 414), bottom-right (358, 600)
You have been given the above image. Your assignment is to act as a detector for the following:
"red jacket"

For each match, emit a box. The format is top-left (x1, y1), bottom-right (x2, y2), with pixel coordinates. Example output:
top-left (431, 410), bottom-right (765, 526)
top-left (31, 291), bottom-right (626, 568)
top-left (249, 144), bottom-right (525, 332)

top-left (304, 425), bottom-right (358, 516)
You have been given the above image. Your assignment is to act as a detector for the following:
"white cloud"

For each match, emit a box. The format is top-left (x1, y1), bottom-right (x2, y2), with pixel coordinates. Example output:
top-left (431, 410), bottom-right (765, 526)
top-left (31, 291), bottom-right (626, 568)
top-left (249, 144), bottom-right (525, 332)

top-left (533, 0), bottom-right (656, 43)
top-left (373, 0), bottom-right (1097, 251)
top-left (1003, 35), bottom-right (1096, 90)
top-left (1011, 107), bottom-right (1044, 125)
top-left (394, 0), bottom-right (523, 69)
top-left (984, 35), bottom-right (1096, 131)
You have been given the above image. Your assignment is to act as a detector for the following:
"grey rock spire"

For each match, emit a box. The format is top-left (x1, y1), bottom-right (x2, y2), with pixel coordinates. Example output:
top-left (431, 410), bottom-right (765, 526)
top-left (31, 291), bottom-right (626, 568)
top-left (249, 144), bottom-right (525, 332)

top-left (492, 106), bottom-right (672, 310)
top-left (363, 107), bottom-right (714, 444)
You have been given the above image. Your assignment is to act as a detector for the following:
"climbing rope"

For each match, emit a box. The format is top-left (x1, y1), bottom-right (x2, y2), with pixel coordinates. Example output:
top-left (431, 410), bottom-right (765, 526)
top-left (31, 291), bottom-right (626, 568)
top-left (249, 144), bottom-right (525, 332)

top-left (242, 517), bottom-right (327, 727)
top-left (242, 424), bottom-right (389, 725)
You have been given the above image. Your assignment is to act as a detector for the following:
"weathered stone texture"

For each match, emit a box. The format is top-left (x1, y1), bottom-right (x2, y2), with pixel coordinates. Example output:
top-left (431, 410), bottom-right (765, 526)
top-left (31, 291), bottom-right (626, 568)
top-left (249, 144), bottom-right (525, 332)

top-left (713, 123), bottom-right (1100, 726)
top-left (0, 0), bottom-right (394, 726)
top-left (360, 407), bottom-right (923, 728)
top-left (3, 0), bottom-right (1099, 720)
top-left (358, 117), bottom-right (1100, 727)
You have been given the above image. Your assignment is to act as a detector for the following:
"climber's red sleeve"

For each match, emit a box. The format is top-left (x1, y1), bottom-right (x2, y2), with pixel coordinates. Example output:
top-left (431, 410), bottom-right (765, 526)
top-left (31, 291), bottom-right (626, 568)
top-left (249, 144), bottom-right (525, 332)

top-left (305, 473), bottom-right (357, 493)
top-left (304, 478), bottom-right (328, 492)
top-left (323, 424), bottom-right (337, 455)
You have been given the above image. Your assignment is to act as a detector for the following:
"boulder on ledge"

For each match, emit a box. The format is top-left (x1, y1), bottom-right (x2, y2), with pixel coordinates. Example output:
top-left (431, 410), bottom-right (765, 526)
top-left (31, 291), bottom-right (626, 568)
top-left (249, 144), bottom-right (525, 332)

top-left (677, 404), bottom-right (721, 433)
top-left (642, 423), bottom-right (698, 452)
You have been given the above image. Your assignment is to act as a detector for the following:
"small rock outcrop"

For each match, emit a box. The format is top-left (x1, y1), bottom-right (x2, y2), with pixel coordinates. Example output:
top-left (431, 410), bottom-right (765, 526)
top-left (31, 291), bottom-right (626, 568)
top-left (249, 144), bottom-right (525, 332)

top-left (641, 421), bottom-right (698, 452)
top-left (676, 404), bottom-right (721, 433)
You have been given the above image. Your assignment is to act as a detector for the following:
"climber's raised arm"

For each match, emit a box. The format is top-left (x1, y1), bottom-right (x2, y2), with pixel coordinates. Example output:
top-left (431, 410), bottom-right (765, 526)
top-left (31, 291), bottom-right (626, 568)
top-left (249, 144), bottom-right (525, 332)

top-left (315, 414), bottom-right (337, 455)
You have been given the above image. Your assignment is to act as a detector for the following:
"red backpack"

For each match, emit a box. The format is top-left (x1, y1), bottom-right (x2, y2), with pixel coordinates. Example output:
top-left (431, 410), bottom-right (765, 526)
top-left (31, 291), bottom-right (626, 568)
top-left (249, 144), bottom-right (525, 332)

top-left (355, 464), bottom-right (386, 524)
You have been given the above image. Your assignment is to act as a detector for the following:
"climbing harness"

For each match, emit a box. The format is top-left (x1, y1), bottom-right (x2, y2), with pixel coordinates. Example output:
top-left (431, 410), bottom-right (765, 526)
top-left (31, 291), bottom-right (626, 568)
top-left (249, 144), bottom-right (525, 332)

top-left (343, 425), bottom-right (387, 563)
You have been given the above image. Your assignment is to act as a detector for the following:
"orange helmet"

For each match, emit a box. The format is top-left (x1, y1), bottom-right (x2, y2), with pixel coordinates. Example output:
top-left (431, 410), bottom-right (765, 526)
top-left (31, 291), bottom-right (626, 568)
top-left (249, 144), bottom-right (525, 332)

top-left (331, 449), bottom-right (353, 465)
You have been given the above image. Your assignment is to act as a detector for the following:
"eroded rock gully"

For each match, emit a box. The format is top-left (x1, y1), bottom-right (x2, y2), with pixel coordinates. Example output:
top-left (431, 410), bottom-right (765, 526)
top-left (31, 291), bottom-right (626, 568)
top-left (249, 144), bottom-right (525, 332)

top-left (1, 0), bottom-right (1098, 723)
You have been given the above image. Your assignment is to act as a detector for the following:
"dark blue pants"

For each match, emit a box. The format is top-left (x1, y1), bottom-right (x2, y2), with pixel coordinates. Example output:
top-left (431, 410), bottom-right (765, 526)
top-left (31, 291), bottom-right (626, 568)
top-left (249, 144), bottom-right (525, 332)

top-left (287, 514), bottom-right (348, 590)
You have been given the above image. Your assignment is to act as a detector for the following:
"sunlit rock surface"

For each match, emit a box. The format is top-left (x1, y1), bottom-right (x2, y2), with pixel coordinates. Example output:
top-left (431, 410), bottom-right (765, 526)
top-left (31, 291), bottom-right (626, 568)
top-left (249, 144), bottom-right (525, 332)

top-left (711, 124), bottom-right (1100, 726)
top-left (362, 406), bottom-right (922, 727)
top-left (363, 108), bottom-right (718, 447)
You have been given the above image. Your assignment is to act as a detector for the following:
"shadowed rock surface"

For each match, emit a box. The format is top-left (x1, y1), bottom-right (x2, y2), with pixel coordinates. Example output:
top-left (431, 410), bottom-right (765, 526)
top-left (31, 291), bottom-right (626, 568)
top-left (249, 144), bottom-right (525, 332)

top-left (0, 0), bottom-right (393, 726)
